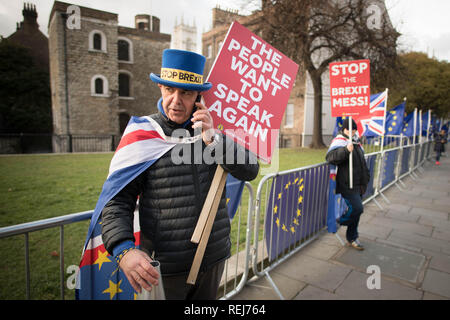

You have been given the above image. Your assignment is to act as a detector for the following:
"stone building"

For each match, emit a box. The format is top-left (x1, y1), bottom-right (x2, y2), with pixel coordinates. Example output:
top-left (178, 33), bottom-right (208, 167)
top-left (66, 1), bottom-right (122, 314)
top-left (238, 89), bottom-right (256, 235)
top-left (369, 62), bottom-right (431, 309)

top-left (202, 7), bottom-right (307, 148)
top-left (171, 16), bottom-right (198, 53)
top-left (0, 3), bottom-right (52, 154)
top-left (48, 1), bottom-right (170, 152)
top-left (7, 3), bottom-right (49, 73)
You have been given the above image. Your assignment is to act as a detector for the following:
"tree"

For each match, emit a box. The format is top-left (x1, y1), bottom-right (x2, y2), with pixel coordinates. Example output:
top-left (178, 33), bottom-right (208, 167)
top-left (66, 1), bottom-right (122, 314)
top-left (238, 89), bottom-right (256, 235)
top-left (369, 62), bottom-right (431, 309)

top-left (260, 0), bottom-right (400, 148)
top-left (382, 52), bottom-right (450, 118)
top-left (0, 40), bottom-right (52, 133)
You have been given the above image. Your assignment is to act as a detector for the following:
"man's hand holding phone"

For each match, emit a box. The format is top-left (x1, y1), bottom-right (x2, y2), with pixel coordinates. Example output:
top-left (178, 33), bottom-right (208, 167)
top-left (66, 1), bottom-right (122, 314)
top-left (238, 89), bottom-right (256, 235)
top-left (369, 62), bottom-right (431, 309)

top-left (191, 95), bottom-right (215, 145)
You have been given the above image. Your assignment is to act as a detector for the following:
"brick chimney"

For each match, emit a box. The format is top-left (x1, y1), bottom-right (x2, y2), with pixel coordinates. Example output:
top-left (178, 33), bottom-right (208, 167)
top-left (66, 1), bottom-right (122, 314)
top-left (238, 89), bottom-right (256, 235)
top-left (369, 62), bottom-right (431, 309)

top-left (20, 3), bottom-right (39, 30)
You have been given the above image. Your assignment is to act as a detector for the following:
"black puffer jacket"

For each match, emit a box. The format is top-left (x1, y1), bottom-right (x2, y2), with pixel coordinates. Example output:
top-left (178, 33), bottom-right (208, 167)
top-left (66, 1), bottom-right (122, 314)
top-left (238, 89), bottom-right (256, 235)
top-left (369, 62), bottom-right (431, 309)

top-left (434, 132), bottom-right (447, 152)
top-left (326, 132), bottom-right (370, 196)
top-left (101, 112), bottom-right (259, 276)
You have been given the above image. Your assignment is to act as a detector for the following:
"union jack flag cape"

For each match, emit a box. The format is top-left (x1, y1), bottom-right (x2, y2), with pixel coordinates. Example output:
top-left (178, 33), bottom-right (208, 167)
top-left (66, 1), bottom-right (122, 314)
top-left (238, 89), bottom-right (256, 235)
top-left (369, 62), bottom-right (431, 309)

top-left (75, 116), bottom-right (244, 299)
top-left (325, 134), bottom-right (364, 233)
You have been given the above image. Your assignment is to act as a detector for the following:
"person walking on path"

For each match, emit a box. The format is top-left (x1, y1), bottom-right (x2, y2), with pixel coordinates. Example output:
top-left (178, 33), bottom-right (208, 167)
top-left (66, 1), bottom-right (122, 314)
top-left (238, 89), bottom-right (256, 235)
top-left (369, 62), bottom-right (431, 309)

top-left (434, 129), bottom-right (447, 165)
top-left (326, 118), bottom-right (370, 250)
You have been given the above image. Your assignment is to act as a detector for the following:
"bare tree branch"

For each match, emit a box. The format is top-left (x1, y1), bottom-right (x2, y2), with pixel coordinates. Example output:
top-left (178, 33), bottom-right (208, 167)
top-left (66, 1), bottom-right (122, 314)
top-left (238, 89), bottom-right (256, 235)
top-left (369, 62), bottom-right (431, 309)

top-left (260, 0), bottom-right (400, 148)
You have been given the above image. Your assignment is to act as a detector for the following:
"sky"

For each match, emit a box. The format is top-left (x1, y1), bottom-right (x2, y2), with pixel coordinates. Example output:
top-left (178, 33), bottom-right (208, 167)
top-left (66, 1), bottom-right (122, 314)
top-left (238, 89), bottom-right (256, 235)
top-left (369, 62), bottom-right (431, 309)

top-left (0, 0), bottom-right (449, 62)
top-left (384, 0), bottom-right (450, 61)
top-left (0, 0), bottom-right (252, 54)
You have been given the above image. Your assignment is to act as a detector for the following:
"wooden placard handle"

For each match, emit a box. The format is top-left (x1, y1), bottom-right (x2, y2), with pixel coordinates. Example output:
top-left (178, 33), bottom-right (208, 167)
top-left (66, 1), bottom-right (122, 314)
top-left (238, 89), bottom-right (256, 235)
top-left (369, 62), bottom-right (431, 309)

top-left (191, 165), bottom-right (227, 244)
top-left (187, 165), bottom-right (228, 285)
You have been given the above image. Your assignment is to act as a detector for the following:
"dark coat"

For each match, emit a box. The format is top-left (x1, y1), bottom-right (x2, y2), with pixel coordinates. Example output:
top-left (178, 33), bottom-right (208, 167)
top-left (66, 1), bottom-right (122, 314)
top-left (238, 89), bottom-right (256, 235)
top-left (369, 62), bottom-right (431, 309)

top-left (434, 132), bottom-right (447, 153)
top-left (326, 132), bottom-right (370, 196)
top-left (101, 112), bottom-right (259, 275)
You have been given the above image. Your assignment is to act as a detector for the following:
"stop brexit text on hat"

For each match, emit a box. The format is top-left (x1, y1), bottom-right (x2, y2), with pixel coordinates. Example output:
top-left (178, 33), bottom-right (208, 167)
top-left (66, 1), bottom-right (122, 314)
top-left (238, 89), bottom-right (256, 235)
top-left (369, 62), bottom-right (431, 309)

top-left (203, 21), bottom-right (299, 163)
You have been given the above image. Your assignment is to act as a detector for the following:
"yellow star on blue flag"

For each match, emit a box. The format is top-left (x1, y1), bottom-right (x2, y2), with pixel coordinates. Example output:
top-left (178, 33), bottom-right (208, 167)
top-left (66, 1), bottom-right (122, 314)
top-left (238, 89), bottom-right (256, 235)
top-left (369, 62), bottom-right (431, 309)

top-left (102, 279), bottom-right (123, 300)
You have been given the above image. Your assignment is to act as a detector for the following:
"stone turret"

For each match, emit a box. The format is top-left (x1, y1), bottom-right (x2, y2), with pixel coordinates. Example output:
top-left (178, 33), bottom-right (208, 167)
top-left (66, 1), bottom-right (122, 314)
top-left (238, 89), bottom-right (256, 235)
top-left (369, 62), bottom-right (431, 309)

top-left (135, 14), bottom-right (160, 32)
top-left (7, 2), bottom-right (49, 71)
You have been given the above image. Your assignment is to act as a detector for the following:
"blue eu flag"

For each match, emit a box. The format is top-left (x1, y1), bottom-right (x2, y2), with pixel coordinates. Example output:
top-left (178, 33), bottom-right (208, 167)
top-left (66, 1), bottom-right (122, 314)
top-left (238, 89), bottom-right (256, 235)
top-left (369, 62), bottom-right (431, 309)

top-left (401, 112), bottom-right (419, 137)
top-left (385, 102), bottom-right (405, 135)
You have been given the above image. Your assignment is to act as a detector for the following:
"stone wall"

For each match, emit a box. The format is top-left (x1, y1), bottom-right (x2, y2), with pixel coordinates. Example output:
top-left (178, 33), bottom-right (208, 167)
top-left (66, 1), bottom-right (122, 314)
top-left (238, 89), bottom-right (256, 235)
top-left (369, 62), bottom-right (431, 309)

top-left (65, 18), bottom-right (119, 135)
top-left (118, 27), bottom-right (170, 118)
top-left (48, 11), bottom-right (66, 136)
top-left (48, 1), bottom-right (171, 152)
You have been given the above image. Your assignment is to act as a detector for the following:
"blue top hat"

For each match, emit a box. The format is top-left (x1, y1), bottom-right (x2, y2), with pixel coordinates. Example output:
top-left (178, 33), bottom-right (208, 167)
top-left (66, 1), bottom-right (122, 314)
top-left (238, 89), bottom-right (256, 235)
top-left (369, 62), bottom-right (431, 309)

top-left (150, 49), bottom-right (212, 91)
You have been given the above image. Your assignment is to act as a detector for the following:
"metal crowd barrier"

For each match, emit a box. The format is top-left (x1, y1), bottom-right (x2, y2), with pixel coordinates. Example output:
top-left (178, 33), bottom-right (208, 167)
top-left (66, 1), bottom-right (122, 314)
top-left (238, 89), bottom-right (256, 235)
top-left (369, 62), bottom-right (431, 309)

top-left (361, 151), bottom-right (382, 209)
top-left (251, 162), bottom-right (330, 299)
top-left (247, 137), bottom-right (435, 299)
top-left (365, 139), bottom-right (434, 207)
top-left (0, 138), bottom-right (436, 300)
top-left (0, 210), bottom-right (94, 300)
top-left (218, 181), bottom-right (254, 300)
top-left (0, 182), bottom-right (254, 300)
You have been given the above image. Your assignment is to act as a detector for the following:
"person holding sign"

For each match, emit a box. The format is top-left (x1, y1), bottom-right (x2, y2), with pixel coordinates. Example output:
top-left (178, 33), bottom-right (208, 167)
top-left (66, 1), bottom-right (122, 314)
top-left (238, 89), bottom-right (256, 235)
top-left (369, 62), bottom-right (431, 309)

top-left (326, 118), bottom-right (370, 250)
top-left (101, 49), bottom-right (259, 299)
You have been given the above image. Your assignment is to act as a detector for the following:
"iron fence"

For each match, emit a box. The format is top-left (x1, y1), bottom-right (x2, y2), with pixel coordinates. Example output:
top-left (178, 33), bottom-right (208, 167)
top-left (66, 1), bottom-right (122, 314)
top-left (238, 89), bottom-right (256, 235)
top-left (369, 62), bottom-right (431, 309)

top-left (0, 134), bottom-right (121, 154)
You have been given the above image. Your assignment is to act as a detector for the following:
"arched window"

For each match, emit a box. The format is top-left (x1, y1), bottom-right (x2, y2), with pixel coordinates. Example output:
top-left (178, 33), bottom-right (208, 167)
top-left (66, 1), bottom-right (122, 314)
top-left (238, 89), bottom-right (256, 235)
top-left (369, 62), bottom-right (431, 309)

top-left (95, 78), bottom-right (103, 94)
top-left (88, 30), bottom-right (107, 52)
top-left (118, 40), bottom-right (129, 61)
top-left (284, 103), bottom-right (294, 128)
top-left (117, 37), bottom-right (133, 63)
top-left (93, 33), bottom-right (102, 50)
top-left (118, 72), bottom-right (130, 97)
top-left (91, 75), bottom-right (109, 97)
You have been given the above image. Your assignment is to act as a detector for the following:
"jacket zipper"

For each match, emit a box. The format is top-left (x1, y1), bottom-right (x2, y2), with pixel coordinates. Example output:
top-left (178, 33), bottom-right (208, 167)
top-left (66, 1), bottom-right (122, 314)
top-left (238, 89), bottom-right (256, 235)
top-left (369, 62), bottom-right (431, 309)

top-left (190, 144), bottom-right (202, 212)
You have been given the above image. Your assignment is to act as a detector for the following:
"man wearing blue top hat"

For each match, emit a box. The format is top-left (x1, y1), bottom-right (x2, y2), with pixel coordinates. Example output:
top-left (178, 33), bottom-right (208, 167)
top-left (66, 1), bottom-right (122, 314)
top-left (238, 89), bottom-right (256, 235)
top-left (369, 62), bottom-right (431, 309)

top-left (101, 49), bottom-right (259, 299)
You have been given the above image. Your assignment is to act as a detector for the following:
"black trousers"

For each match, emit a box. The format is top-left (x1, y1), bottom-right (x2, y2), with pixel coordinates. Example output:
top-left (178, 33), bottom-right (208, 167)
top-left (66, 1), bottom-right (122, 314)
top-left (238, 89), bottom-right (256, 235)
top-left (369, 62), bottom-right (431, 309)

top-left (340, 192), bottom-right (364, 243)
top-left (162, 261), bottom-right (225, 300)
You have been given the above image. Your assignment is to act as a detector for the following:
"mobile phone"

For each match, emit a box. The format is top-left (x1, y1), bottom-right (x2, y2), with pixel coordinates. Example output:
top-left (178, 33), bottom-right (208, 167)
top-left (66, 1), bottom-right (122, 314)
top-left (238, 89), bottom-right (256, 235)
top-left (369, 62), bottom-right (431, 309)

top-left (192, 94), bottom-right (201, 113)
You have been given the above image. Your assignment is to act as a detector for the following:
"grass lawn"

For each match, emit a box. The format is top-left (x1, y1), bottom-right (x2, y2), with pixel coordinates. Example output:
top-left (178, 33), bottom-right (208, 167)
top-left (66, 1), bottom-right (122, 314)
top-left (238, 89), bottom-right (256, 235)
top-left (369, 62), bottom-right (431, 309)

top-left (0, 148), bottom-right (327, 299)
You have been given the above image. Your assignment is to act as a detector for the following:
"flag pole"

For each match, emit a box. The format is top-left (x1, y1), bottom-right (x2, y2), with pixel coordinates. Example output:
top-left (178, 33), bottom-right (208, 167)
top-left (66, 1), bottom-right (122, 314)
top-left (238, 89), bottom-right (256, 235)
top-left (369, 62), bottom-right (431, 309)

top-left (380, 88), bottom-right (388, 152)
top-left (427, 109), bottom-right (431, 142)
top-left (403, 97), bottom-right (407, 145)
top-left (413, 108), bottom-right (417, 145)
top-left (419, 109), bottom-right (422, 145)
top-left (349, 116), bottom-right (353, 189)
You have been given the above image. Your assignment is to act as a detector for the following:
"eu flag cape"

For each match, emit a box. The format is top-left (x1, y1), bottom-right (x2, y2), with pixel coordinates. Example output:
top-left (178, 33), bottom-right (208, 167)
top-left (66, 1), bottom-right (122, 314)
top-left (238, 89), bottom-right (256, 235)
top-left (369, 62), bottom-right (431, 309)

top-left (326, 135), bottom-right (348, 233)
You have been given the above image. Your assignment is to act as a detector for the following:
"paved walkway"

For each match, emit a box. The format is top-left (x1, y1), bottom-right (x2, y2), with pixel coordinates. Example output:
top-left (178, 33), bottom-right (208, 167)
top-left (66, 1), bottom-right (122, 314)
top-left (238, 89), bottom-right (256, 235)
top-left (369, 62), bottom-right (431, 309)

top-left (232, 155), bottom-right (450, 300)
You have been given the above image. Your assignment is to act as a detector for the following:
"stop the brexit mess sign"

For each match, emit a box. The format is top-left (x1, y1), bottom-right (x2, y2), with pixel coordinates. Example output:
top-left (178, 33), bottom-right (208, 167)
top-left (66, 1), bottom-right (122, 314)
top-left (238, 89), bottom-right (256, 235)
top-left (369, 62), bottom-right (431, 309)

top-left (329, 59), bottom-right (370, 117)
top-left (203, 21), bottom-right (299, 163)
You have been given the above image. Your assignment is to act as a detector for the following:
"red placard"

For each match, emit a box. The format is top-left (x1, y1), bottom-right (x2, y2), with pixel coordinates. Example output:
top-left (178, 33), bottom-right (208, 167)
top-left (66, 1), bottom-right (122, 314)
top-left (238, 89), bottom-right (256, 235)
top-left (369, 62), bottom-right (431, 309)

top-left (203, 21), bottom-right (299, 163)
top-left (329, 59), bottom-right (370, 117)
